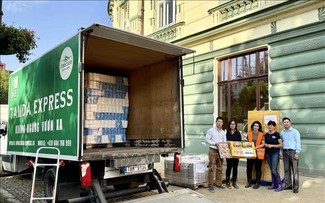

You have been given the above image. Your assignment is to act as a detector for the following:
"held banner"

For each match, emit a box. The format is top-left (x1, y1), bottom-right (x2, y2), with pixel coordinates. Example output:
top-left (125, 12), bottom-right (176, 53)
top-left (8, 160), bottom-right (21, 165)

top-left (218, 142), bottom-right (257, 159)
top-left (7, 34), bottom-right (80, 159)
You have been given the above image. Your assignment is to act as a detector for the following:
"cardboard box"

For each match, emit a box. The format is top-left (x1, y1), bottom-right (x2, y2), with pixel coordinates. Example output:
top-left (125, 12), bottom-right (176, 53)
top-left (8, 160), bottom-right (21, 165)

top-left (248, 110), bottom-right (281, 134)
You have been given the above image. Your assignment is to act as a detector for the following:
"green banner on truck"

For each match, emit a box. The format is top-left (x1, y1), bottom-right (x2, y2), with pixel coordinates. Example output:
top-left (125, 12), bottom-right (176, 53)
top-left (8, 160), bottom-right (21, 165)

top-left (8, 35), bottom-right (80, 160)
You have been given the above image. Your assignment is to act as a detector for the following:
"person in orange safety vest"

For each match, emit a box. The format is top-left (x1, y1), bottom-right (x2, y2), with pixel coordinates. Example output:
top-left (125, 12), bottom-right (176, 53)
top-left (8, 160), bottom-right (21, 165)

top-left (245, 120), bottom-right (265, 189)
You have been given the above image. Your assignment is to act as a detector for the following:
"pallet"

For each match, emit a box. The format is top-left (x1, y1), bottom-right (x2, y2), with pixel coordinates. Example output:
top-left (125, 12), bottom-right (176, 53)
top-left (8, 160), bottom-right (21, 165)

top-left (83, 141), bottom-right (130, 150)
top-left (169, 181), bottom-right (209, 190)
top-left (193, 181), bottom-right (209, 189)
top-left (84, 143), bottom-right (113, 150)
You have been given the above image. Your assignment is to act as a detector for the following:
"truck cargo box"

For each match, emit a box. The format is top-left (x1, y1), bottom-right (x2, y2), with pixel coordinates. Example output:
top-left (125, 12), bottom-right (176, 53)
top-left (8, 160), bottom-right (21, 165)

top-left (7, 24), bottom-right (193, 161)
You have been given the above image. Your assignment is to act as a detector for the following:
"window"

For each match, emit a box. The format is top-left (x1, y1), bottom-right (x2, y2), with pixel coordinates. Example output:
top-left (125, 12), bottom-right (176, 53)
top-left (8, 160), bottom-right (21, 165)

top-left (159, 0), bottom-right (176, 28)
top-left (218, 50), bottom-right (268, 129)
top-left (151, 0), bottom-right (155, 10)
top-left (122, 5), bottom-right (128, 30)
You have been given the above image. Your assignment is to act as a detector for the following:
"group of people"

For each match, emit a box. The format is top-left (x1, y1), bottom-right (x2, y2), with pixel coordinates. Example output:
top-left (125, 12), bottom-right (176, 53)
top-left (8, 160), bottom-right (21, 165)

top-left (205, 116), bottom-right (301, 194)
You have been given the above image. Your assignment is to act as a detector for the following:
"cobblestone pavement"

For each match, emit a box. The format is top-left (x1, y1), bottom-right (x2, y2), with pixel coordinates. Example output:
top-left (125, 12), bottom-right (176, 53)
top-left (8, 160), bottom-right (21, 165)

top-left (0, 173), bottom-right (174, 203)
top-left (1, 172), bottom-right (324, 203)
top-left (1, 164), bottom-right (324, 203)
top-left (0, 174), bottom-right (46, 203)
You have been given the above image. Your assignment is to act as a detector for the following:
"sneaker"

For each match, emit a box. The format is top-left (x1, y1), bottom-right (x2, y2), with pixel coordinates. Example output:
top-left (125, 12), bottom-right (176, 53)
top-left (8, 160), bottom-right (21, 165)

top-left (275, 186), bottom-right (283, 192)
top-left (253, 184), bottom-right (260, 189)
top-left (245, 183), bottom-right (252, 188)
top-left (232, 182), bottom-right (239, 189)
top-left (226, 182), bottom-right (232, 189)
top-left (208, 185), bottom-right (215, 193)
top-left (216, 184), bottom-right (226, 191)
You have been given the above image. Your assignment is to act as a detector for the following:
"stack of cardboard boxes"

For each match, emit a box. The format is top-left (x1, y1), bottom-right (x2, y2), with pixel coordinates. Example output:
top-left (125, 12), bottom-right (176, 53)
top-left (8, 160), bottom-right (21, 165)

top-left (83, 72), bottom-right (129, 145)
top-left (164, 155), bottom-right (209, 189)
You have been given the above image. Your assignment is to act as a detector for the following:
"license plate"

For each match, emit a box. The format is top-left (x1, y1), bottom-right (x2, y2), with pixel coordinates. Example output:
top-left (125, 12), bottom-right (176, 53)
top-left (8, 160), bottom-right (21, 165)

top-left (123, 164), bottom-right (148, 174)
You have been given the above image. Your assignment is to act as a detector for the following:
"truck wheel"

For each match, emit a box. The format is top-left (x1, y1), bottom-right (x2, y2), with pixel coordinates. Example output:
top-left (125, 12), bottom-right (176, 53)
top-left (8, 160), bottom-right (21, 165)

top-left (44, 168), bottom-right (57, 203)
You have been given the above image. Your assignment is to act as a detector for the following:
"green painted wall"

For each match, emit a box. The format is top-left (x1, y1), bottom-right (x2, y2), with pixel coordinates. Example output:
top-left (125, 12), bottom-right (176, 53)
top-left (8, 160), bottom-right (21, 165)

top-left (269, 31), bottom-right (325, 175)
top-left (182, 21), bottom-right (325, 175)
top-left (183, 59), bottom-right (214, 154)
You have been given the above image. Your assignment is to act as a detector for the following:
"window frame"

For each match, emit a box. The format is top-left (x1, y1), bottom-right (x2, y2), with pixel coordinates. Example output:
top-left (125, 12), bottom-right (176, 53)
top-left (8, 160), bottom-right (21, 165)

top-left (217, 49), bottom-right (269, 122)
top-left (158, 0), bottom-right (176, 28)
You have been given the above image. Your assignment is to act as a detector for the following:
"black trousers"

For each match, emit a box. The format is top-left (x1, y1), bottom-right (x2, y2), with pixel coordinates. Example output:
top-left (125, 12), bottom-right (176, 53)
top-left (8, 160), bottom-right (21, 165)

top-left (246, 158), bottom-right (262, 182)
top-left (226, 158), bottom-right (239, 181)
top-left (283, 150), bottom-right (299, 190)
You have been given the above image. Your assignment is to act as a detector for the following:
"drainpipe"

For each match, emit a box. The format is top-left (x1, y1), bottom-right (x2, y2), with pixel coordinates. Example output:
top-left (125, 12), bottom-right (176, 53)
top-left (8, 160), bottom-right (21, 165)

top-left (141, 0), bottom-right (144, 35)
top-left (0, 0), bottom-right (3, 24)
top-left (0, 0), bottom-right (3, 64)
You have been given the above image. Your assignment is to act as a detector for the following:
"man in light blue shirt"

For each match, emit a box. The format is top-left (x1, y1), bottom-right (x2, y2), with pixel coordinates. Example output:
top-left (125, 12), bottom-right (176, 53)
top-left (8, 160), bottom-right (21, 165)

top-left (280, 117), bottom-right (301, 194)
top-left (205, 116), bottom-right (227, 192)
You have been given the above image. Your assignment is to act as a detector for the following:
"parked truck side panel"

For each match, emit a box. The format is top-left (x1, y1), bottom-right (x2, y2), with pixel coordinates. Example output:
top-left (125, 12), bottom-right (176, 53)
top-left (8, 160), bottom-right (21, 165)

top-left (3, 24), bottom-right (194, 201)
top-left (7, 35), bottom-right (81, 160)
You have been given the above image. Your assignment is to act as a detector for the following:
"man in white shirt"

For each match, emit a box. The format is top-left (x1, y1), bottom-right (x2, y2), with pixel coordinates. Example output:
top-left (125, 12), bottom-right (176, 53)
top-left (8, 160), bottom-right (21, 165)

top-left (205, 116), bottom-right (227, 192)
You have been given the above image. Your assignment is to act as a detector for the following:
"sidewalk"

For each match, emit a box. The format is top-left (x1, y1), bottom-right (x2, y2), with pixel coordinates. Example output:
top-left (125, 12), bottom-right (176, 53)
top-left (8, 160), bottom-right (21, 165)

top-left (157, 158), bottom-right (325, 203)
top-left (194, 171), bottom-right (325, 203)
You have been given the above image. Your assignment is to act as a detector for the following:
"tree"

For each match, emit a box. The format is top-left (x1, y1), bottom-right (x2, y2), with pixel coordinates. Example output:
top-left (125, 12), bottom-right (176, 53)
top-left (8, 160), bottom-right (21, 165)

top-left (0, 23), bottom-right (38, 63)
top-left (233, 82), bottom-right (257, 121)
top-left (0, 70), bottom-right (9, 104)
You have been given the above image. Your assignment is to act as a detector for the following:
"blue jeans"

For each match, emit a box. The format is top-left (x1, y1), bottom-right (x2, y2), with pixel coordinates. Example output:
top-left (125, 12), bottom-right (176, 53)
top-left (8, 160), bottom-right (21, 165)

top-left (265, 150), bottom-right (280, 179)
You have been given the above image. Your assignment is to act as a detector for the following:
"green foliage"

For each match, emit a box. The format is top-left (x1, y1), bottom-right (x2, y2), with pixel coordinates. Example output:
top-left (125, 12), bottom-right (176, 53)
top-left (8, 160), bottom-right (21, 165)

top-left (0, 70), bottom-right (9, 104)
top-left (231, 81), bottom-right (269, 122)
top-left (260, 80), bottom-right (268, 103)
top-left (232, 82), bottom-right (257, 121)
top-left (0, 23), bottom-right (38, 63)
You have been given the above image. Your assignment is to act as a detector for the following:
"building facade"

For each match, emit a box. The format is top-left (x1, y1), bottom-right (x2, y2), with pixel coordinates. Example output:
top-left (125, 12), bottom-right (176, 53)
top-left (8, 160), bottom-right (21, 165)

top-left (109, 0), bottom-right (325, 176)
top-left (0, 62), bottom-right (6, 72)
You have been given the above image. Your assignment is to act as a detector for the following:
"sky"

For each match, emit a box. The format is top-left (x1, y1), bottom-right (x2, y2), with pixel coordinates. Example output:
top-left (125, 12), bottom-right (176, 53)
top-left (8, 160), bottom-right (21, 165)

top-left (1, 0), bottom-right (111, 71)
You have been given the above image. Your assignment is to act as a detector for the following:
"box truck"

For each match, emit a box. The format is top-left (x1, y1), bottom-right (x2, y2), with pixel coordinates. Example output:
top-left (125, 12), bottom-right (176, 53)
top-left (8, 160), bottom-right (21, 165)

top-left (1, 23), bottom-right (193, 202)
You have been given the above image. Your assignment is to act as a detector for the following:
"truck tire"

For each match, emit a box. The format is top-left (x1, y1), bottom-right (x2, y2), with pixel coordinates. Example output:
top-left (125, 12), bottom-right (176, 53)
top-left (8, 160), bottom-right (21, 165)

top-left (44, 168), bottom-right (57, 203)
